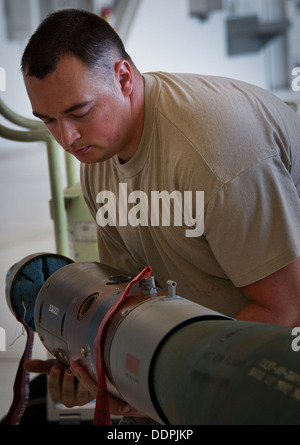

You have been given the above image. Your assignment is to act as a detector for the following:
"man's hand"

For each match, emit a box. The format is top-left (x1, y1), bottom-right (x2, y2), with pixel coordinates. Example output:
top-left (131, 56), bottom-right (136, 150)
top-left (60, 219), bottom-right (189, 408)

top-left (69, 361), bottom-right (144, 417)
top-left (24, 359), bottom-right (94, 407)
top-left (23, 359), bottom-right (144, 417)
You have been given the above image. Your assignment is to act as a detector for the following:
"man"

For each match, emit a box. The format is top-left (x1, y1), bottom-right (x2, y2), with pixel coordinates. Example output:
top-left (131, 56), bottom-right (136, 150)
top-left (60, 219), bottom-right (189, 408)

top-left (21, 9), bottom-right (300, 418)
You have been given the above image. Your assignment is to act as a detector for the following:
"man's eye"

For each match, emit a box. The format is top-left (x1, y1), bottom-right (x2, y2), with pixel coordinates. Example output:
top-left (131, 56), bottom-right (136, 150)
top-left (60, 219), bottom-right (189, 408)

top-left (72, 110), bottom-right (90, 119)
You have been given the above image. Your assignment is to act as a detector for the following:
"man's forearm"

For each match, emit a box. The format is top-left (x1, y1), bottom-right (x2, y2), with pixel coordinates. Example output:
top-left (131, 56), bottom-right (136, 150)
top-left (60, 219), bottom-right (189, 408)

top-left (235, 302), bottom-right (297, 327)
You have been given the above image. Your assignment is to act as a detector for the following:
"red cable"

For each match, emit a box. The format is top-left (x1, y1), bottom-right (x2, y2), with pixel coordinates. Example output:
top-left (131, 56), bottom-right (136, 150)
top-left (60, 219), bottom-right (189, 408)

top-left (92, 266), bottom-right (152, 425)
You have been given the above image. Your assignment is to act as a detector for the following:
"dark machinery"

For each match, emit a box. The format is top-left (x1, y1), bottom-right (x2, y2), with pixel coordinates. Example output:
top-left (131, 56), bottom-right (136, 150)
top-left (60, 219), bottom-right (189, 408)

top-left (5, 253), bottom-right (300, 425)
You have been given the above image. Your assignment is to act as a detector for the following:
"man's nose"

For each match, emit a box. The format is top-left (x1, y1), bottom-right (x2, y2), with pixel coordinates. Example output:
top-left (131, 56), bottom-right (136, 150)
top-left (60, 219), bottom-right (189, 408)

top-left (59, 121), bottom-right (81, 148)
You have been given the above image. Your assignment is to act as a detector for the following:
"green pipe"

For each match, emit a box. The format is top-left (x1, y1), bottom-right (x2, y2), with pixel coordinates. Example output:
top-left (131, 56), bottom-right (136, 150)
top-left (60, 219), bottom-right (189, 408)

top-left (0, 97), bottom-right (43, 130)
top-left (0, 124), bottom-right (50, 142)
top-left (0, 99), bottom-right (69, 256)
top-left (46, 138), bottom-right (69, 256)
top-left (64, 151), bottom-right (79, 188)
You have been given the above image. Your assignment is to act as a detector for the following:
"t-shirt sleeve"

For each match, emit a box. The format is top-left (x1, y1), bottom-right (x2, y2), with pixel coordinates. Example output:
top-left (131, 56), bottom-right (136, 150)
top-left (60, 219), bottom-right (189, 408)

top-left (204, 155), bottom-right (300, 287)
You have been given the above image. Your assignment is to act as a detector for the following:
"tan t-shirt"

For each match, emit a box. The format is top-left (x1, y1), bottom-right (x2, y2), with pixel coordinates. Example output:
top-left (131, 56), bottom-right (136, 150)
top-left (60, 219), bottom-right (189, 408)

top-left (80, 72), bottom-right (300, 317)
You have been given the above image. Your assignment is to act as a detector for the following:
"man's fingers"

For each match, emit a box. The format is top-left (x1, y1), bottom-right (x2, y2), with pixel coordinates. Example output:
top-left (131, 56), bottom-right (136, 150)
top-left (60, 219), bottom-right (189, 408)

top-left (61, 369), bottom-right (77, 407)
top-left (70, 360), bottom-right (145, 417)
top-left (25, 359), bottom-right (146, 414)
top-left (48, 365), bottom-right (63, 403)
top-left (48, 365), bottom-right (95, 407)
top-left (23, 359), bottom-right (95, 408)
top-left (70, 360), bottom-right (98, 398)
top-left (107, 392), bottom-right (144, 417)
top-left (23, 359), bottom-right (58, 374)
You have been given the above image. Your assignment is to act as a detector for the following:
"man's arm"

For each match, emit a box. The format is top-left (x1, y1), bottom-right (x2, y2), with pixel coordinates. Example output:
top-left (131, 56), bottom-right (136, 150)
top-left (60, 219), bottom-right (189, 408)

top-left (237, 257), bottom-right (300, 326)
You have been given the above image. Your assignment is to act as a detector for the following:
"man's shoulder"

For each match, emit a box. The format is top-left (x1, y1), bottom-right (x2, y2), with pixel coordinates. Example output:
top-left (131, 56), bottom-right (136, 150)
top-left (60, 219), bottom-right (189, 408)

top-left (143, 71), bottom-right (263, 94)
top-left (143, 71), bottom-right (270, 124)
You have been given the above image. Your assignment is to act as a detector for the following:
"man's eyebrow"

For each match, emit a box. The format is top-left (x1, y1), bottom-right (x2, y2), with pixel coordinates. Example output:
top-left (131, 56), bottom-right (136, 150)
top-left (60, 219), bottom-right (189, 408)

top-left (32, 101), bottom-right (92, 119)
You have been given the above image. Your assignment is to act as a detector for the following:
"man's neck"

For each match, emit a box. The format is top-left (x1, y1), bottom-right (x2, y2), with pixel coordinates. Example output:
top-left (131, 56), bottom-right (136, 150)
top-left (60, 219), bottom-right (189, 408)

top-left (118, 70), bottom-right (145, 164)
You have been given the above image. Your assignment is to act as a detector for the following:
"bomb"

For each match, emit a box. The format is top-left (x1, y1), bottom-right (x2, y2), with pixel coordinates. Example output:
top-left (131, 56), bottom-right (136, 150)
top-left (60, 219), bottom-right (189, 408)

top-left (6, 253), bottom-right (300, 425)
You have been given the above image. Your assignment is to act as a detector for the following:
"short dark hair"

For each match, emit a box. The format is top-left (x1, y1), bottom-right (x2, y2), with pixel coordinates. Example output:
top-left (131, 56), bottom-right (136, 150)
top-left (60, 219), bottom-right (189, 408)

top-left (21, 8), bottom-right (134, 79)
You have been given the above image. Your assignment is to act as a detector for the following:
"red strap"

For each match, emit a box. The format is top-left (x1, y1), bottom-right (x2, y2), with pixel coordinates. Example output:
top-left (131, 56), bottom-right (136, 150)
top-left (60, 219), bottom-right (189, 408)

top-left (92, 266), bottom-right (152, 425)
top-left (2, 318), bottom-right (34, 425)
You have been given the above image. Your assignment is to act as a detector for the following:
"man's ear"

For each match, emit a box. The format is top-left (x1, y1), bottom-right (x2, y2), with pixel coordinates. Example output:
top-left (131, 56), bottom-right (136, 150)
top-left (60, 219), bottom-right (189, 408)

top-left (114, 60), bottom-right (133, 97)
